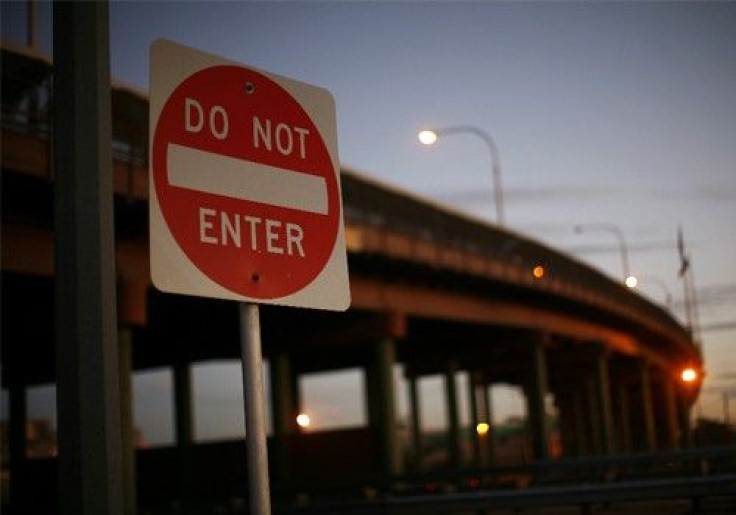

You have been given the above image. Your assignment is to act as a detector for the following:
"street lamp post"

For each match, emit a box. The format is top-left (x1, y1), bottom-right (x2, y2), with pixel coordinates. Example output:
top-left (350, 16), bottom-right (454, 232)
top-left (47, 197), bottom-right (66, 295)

top-left (574, 222), bottom-right (636, 287)
top-left (418, 126), bottom-right (505, 226)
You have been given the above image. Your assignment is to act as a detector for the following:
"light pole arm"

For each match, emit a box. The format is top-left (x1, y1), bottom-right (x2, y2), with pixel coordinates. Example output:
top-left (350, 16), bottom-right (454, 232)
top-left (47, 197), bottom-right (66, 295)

top-left (431, 126), bottom-right (505, 226)
top-left (574, 222), bottom-right (631, 281)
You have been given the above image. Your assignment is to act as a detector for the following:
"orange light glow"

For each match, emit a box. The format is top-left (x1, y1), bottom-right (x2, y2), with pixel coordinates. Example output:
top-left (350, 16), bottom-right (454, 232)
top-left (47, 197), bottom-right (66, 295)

top-left (533, 265), bottom-right (545, 279)
top-left (476, 422), bottom-right (490, 436)
top-left (681, 368), bottom-right (698, 383)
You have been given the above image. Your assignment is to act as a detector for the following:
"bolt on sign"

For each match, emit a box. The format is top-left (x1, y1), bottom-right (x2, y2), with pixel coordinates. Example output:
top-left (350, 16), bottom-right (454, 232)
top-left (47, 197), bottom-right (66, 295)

top-left (149, 40), bottom-right (350, 310)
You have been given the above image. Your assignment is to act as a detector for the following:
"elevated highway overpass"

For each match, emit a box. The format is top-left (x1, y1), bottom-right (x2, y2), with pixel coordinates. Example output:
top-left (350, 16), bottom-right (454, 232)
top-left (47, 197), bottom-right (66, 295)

top-left (1, 43), bottom-right (707, 512)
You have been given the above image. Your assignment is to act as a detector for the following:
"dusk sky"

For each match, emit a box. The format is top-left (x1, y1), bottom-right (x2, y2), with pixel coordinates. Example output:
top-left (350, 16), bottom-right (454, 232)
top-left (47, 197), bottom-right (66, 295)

top-left (3, 1), bottom-right (735, 443)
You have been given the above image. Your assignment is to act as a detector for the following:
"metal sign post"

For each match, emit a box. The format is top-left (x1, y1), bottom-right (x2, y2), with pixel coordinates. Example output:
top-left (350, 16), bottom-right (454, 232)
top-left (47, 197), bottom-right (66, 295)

top-left (239, 303), bottom-right (271, 515)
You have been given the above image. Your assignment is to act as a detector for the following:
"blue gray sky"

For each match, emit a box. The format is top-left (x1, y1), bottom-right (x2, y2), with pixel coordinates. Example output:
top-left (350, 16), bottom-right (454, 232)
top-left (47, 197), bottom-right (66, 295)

top-left (3, 1), bottom-right (735, 441)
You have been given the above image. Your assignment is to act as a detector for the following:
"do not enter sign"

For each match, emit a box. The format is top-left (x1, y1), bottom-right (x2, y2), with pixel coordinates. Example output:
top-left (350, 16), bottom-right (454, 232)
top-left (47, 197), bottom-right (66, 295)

top-left (150, 40), bottom-right (349, 310)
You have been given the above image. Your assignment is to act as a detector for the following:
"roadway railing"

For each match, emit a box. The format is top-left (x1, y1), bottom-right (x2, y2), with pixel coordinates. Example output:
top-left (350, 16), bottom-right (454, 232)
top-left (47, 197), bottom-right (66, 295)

top-left (279, 475), bottom-right (736, 514)
top-left (342, 169), bottom-right (695, 356)
top-left (392, 444), bottom-right (736, 492)
top-left (279, 446), bottom-right (736, 514)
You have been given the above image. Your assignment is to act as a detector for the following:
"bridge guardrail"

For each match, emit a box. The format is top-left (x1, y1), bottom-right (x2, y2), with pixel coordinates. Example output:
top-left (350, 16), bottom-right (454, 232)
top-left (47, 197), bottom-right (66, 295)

top-left (280, 446), bottom-right (736, 514)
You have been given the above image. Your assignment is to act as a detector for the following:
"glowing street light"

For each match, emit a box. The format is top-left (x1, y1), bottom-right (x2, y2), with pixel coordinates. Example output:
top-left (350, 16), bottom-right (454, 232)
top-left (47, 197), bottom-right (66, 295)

top-left (532, 265), bottom-right (545, 279)
top-left (417, 125), bottom-right (505, 226)
top-left (574, 222), bottom-right (636, 286)
top-left (681, 368), bottom-right (698, 383)
top-left (296, 413), bottom-right (311, 428)
top-left (418, 130), bottom-right (438, 145)
top-left (476, 422), bottom-right (490, 436)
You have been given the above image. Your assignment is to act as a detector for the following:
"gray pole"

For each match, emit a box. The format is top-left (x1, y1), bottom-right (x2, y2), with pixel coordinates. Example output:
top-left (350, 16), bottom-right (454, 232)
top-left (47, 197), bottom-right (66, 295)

top-left (433, 125), bottom-right (506, 226)
top-left (53, 2), bottom-right (124, 514)
top-left (240, 303), bottom-right (272, 515)
top-left (574, 223), bottom-right (631, 281)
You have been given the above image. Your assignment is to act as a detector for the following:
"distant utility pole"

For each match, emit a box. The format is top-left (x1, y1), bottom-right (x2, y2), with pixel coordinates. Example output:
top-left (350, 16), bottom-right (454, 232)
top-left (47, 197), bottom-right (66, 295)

top-left (677, 227), bottom-right (701, 344)
top-left (724, 392), bottom-right (734, 427)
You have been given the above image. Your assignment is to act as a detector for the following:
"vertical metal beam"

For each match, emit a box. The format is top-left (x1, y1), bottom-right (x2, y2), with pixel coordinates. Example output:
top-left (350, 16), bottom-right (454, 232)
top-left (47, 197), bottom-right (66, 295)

top-left (53, 2), bottom-right (123, 513)
top-left (8, 369), bottom-right (26, 510)
top-left (239, 303), bottom-right (272, 515)
top-left (444, 359), bottom-right (461, 468)
top-left (592, 351), bottom-right (615, 455)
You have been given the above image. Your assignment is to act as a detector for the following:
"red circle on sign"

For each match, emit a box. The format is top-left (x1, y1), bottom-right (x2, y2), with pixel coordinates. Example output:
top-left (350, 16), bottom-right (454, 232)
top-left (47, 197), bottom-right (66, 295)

top-left (152, 65), bottom-right (340, 299)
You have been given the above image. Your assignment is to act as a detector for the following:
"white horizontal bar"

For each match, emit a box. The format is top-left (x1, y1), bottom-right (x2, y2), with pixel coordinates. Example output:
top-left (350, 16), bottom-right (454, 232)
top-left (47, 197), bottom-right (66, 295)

top-left (167, 143), bottom-right (328, 215)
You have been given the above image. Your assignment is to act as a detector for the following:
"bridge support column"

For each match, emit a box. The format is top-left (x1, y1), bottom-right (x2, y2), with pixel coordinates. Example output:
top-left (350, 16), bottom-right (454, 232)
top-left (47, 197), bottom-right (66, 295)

top-left (118, 327), bottom-right (137, 515)
top-left (116, 281), bottom-right (146, 515)
top-left (407, 372), bottom-right (423, 469)
top-left (584, 377), bottom-right (603, 454)
top-left (592, 350), bottom-right (615, 455)
top-left (468, 372), bottom-right (482, 466)
top-left (173, 360), bottom-right (193, 506)
top-left (661, 376), bottom-right (680, 450)
top-left (366, 338), bottom-right (400, 488)
top-left (444, 358), bottom-right (462, 468)
top-left (173, 362), bottom-right (193, 447)
top-left (481, 379), bottom-right (495, 465)
top-left (526, 334), bottom-right (550, 461)
top-left (557, 393), bottom-right (580, 457)
top-left (570, 389), bottom-right (589, 455)
top-left (615, 382), bottom-right (633, 454)
top-left (271, 350), bottom-right (297, 496)
top-left (638, 362), bottom-right (657, 451)
top-left (8, 357), bottom-right (27, 511)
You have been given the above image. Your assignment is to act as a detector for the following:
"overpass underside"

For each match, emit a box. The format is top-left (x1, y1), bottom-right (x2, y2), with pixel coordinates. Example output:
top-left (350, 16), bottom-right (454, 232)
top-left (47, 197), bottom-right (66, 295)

top-left (0, 271), bottom-right (703, 510)
top-left (0, 43), bottom-right (704, 512)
